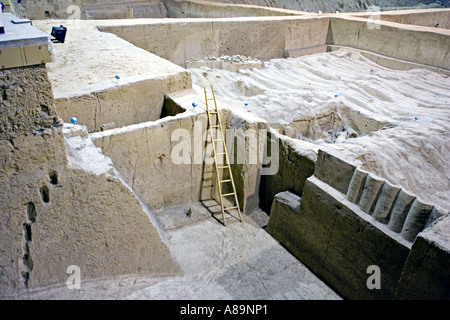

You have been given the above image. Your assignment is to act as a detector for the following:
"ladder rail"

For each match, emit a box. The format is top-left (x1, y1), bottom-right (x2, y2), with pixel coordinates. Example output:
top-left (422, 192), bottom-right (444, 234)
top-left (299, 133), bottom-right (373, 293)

top-left (204, 87), bottom-right (227, 225)
top-left (204, 86), bottom-right (242, 225)
top-left (211, 87), bottom-right (243, 223)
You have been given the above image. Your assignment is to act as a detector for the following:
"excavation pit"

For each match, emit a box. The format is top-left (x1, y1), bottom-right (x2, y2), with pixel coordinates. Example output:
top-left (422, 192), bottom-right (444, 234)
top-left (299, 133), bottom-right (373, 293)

top-left (49, 15), bottom-right (450, 299)
top-left (1, 5), bottom-right (449, 301)
top-left (263, 103), bottom-right (389, 143)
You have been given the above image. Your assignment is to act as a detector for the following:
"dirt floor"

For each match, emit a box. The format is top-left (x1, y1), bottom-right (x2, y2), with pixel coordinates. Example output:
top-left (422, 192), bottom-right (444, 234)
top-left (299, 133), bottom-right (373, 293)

top-left (10, 203), bottom-right (341, 300)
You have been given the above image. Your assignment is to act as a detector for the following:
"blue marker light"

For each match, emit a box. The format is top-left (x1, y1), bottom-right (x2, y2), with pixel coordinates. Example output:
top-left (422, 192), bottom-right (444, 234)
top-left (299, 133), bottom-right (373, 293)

top-left (115, 75), bottom-right (120, 80)
top-left (192, 102), bottom-right (197, 108)
top-left (70, 117), bottom-right (78, 124)
top-left (414, 116), bottom-right (418, 120)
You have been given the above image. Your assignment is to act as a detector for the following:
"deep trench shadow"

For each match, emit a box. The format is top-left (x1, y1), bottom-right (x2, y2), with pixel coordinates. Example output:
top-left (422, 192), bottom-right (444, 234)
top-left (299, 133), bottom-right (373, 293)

top-left (160, 96), bottom-right (187, 119)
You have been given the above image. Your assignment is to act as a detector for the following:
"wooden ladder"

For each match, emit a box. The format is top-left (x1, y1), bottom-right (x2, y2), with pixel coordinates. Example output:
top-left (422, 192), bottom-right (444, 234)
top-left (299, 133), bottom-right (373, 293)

top-left (204, 86), bottom-right (242, 226)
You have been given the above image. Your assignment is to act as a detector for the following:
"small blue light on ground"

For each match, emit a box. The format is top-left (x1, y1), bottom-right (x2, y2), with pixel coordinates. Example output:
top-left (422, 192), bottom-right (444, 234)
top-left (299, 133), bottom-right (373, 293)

top-left (115, 75), bottom-right (120, 80)
top-left (70, 117), bottom-right (78, 124)
top-left (414, 116), bottom-right (419, 120)
top-left (244, 103), bottom-right (248, 107)
top-left (334, 94), bottom-right (339, 98)
top-left (192, 103), bottom-right (197, 108)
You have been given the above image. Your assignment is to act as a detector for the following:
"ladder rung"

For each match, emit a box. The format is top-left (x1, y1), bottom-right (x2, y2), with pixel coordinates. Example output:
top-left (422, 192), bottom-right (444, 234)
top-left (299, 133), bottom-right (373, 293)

top-left (205, 86), bottom-right (242, 225)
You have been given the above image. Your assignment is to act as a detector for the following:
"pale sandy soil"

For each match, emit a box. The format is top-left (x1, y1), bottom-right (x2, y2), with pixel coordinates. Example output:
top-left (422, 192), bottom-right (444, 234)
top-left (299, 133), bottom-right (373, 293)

top-left (204, 0), bottom-right (448, 12)
top-left (34, 20), bottom-right (187, 99)
top-left (189, 49), bottom-right (450, 211)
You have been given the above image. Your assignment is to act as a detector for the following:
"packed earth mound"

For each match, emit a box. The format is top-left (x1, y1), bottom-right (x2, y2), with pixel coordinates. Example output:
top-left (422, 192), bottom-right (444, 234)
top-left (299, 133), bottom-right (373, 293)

top-left (189, 49), bottom-right (450, 211)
